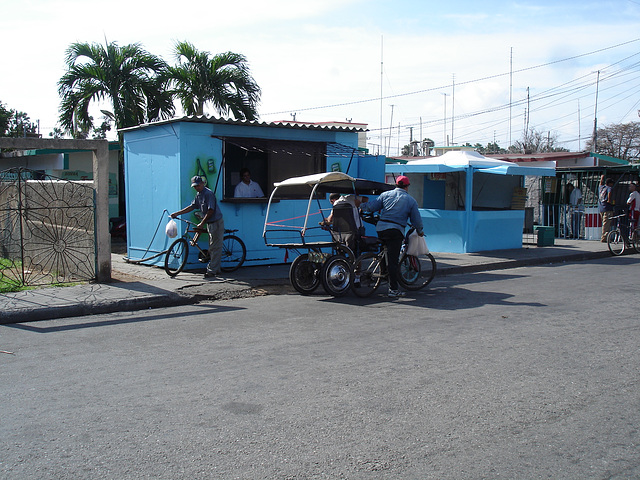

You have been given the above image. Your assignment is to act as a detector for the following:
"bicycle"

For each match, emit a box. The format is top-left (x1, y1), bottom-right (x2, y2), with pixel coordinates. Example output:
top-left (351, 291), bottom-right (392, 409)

top-left (607, 213), bottom-right (640, 256)
top-left (351, 226), bottom-right (436, 297)
top-left (164, 218), bottom-right (246, 276)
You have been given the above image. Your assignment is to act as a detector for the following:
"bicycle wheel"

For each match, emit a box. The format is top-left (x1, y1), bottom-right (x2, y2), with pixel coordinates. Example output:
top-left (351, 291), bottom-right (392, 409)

top-left (351, 252), bottom-right (382, 297)
top-left (289, 253), bottom-right (320, 295)
top-left (607, 229), bottom-right (625, 256)
top-left (398, 253), bottom-right (437, 290)
top-left (632, 228), bottom-right (640, 254)
top-left (220, 235), bottom-right (246, 272)
top-left (320, 254), bottom-right (353, 297)
top-left (164, 238), bottom-right (189, 277)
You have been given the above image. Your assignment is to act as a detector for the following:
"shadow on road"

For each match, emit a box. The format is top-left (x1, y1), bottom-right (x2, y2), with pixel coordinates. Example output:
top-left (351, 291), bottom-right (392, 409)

top-left (4, 303), bottom-right (243, 333)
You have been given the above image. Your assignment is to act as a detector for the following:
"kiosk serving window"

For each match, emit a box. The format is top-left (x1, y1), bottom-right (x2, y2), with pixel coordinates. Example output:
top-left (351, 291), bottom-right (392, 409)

top-left (223, 138), bottom-right (326, 199)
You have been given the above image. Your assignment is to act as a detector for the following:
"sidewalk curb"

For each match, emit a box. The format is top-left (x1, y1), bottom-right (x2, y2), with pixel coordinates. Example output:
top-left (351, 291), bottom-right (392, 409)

top-left (0, 292), bottom-right (196, 325)
top-left (437, 249), bottom-right (612, 276)
top-left (0, 249), bottom-right (614, 325)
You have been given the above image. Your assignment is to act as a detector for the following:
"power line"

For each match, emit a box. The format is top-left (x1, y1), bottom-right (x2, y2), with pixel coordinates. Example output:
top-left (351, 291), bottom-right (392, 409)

top-left (261, 38), bottom-right (640, 117)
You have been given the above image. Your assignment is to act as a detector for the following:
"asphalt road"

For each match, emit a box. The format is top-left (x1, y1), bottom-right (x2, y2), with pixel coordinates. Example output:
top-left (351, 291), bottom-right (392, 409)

top-left (2, 256), bottom-right (639, 479)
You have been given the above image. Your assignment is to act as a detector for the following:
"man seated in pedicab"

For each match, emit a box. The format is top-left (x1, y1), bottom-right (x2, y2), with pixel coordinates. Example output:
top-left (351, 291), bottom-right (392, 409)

top-left (320, 194), bottom-right (368, 254)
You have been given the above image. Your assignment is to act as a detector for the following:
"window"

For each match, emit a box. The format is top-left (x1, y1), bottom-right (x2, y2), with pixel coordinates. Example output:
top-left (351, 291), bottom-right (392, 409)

top-left (223, 138), bottom-right (326, 199)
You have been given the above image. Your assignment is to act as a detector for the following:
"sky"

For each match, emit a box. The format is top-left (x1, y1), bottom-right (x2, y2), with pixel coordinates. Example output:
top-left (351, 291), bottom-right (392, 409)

top-left (2, 0), bottom-right (640, 155)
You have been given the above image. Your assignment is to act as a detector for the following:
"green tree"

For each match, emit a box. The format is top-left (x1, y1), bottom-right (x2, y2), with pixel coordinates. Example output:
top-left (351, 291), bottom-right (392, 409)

top-left (49, 127), bottom-right (65, 139)
top-left (585, 121), bottom-right (640, 162)
top-left (168, 41), bottom-right (261, 120)
top-left (57, 41), bottom-right (175, 137)
top-left (0, 101), bottom-right (11, 136)
top-left (509, 128), bottom-right (567, 154)
top-left (485, 141), bottom-right (507, 154)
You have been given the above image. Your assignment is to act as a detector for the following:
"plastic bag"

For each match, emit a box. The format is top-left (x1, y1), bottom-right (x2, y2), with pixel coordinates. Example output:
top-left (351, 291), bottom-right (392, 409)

top-left (406, 231), bottom-right (429, 256)
top-left (165, 219), bottom-right (178, 238)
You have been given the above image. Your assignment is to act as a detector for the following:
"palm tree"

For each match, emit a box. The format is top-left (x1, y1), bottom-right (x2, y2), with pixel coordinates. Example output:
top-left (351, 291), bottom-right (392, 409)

top-left (168, 41), bottom-right (261, 120)
top-left (58, 41), bottom-right (175, 137)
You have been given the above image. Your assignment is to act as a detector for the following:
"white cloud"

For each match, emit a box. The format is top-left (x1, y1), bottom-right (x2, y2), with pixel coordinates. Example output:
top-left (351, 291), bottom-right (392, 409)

top-left (2, 0), bottom-right (640, 153)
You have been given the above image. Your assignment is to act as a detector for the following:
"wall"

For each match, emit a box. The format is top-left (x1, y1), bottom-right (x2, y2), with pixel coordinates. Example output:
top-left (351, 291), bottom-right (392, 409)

top-left (123, 120), bottom-right (382, 269)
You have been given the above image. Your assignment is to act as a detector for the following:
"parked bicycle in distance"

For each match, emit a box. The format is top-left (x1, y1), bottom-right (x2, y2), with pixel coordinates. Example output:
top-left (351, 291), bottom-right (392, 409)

top-left (607, 213), bottom-right (640, 256)
top-left (164, 218), bottom-right (246, 276)
top-left (352, 226), bottom-right (436, 297)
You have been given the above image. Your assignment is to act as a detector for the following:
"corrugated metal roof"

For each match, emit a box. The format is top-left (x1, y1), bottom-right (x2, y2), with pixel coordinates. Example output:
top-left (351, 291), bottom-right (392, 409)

top-left (119, 115), bottom-right (368, 133)
top-left (487, 152), bottom-right (591, 162)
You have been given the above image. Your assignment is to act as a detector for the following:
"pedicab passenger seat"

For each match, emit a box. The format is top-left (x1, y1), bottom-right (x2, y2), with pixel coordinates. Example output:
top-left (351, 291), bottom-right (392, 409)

top-left (330, 202), bottom-right (358, 253)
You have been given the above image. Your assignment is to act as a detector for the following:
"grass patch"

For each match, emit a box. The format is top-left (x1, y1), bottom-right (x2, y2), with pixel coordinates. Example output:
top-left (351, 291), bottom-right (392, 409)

top-left (1, 257), bottom-right (23, 293)
top-left (1, 257), bottom-right (87, 293)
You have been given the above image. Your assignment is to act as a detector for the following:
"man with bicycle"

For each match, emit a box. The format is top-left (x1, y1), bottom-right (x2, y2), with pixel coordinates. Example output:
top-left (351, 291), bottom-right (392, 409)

top-left (170, 176), bottom-right (224, 279)
top-left (627, 182), bottom-right (640, 231)
top-left (361, 175), bottom-right (424, 298)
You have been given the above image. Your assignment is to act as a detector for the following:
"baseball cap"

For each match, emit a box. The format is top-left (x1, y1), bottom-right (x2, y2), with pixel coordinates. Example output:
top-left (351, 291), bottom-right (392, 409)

top-left (191, 175), bottom-right (205, 187)
top-left (396, 175), bottom-right (410, 187)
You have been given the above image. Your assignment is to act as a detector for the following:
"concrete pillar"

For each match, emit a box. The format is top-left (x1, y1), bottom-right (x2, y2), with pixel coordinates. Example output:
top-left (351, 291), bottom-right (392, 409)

top-left (0, 137), bottom-right (112, 282)
top-left (93, 142), bottom-right (111, 282)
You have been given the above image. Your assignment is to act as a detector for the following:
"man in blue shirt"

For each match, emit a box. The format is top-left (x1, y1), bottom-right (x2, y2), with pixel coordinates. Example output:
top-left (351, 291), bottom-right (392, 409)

top-left (171, 176), bottom-right (224, 278)
top-left (361, 175), bottom-right (424, 298)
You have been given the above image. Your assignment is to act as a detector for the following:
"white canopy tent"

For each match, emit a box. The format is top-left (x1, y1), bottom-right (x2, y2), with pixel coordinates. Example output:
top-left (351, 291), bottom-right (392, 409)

top-left (389, 150), bottom-right (556, 177)
top-left (386, 150), bottom-right (556, 253)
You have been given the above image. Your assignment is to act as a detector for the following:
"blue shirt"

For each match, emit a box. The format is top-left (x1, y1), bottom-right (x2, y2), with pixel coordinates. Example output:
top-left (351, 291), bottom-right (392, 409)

top-left (598, 185), bottom-right (613, 213)
top-left (191, 187), bottom-right (223, 222)
top-left (362, 187), bottom-right (423, 234)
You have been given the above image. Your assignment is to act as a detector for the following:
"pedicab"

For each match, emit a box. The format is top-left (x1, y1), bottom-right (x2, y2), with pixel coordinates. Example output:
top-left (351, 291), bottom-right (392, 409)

top-left (262, 172), bottom-right (393, 296)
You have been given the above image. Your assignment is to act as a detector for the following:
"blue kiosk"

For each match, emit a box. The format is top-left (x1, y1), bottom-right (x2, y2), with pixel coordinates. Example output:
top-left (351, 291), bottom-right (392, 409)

top-left (121, 116), bottom-right (386, 269)
top-left (387, 151), bottom-right (555, 253)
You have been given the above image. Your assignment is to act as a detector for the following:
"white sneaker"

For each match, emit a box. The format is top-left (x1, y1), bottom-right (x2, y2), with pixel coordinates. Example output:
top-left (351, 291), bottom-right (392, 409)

top-left (388, 288), bottom-right (406, 298)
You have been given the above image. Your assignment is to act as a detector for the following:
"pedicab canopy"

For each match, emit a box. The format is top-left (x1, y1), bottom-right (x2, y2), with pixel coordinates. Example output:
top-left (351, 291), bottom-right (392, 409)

top-left (264, 172), bottom-right (393, 246)
top-left (272, 171), bottom-right (393, 195)
top-left (386, 150), bottom-right (556, 253)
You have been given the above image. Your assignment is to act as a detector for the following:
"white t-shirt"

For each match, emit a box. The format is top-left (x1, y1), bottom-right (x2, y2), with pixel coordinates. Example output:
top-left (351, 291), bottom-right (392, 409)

top-left (569, 188), bottom-right (583, 211)
top-left (234, 180), bottom-right (265, 198)
top-left (627, 190), bottom-right (640, 212)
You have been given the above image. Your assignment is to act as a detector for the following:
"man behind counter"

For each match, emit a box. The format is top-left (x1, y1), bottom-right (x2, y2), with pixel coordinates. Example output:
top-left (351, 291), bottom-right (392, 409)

top-left (234, 168), bottom-right (265, 198)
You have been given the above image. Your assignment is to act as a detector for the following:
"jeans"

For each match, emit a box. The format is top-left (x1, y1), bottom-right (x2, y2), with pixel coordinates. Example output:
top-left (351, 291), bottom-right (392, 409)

top-left (571, 211), bottom-right (582, 239)
top-left (378, 228), bottom-right (404, 290)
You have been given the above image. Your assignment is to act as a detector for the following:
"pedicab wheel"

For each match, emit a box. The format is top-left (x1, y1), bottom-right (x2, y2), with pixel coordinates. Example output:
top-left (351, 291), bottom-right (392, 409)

top-left (289, 253), bottom-right (320, 295)
top-left (632, 228), bottom-right (640, 254)
top-left (607, 229), bottom-right (625, 256)
top-left (164, 238), bottom-right (189, 277)
top-left (220, 235), bottom-right (246, 272)
top-left (398, 253), bottom-right (436, 290)
top-left (320, 254), bottom-right (353, 297)
top-left (351, 252), bottom-right (382, 297)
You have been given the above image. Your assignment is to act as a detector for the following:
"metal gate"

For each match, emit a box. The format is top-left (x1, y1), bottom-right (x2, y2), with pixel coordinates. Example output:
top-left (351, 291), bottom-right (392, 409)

top-left (539, 170), bottom-right (640, 240)
top-left (0, 167), bottom-right (96, 290)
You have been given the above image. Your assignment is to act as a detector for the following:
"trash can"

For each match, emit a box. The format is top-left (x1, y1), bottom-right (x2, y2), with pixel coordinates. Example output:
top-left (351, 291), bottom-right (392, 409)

top-left (534, 225), bottom-right (555, 246)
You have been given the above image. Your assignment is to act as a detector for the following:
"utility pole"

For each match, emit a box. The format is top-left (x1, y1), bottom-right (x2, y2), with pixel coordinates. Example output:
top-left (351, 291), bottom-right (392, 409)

top-left (387, 104), bottom-right (395, 157)
top-left (578, 100), bottom-right (581, 151)
top-left (592, 70), bottom-right (600, 149)
top-left (380, 36), bottom-right (384, 154)
top-left (526, 87), bottom-right (530, 134)
top-left (509, 47), bottom-right (513, 148)
top-left (442, 93), bottom-right (448, 146)
top-left (451, 74), bottom-right (455, 145)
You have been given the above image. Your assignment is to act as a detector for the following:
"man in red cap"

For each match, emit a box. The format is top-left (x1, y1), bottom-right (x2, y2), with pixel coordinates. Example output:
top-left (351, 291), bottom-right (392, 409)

top-left (361, 175), bottom-right (424, 298)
